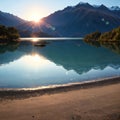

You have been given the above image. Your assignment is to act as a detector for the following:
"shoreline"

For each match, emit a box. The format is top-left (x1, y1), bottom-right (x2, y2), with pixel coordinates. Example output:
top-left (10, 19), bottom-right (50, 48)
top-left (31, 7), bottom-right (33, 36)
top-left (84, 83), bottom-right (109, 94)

top-left (0, 76), bottom-right (120, 100)
top-left (0, 78), bottom-right (120, 120)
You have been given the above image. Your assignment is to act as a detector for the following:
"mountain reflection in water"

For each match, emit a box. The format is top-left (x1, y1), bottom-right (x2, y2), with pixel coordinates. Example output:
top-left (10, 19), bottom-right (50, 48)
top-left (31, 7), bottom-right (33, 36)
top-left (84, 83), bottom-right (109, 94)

top-left (0, 39), bottom-right (120, 88)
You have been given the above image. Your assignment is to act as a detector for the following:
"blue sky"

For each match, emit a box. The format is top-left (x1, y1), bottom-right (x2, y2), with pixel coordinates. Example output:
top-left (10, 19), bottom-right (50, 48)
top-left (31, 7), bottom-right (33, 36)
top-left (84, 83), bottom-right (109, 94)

top-left (0, 0), bottom-right (120, 21)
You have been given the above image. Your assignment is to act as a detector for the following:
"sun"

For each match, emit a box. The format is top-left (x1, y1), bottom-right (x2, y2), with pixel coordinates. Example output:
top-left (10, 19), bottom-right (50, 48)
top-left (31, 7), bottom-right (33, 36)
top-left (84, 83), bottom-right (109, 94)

top-left (26, 9), bottom-right (42, 23)
top-left (30, 14), bottom-right (40, 22)
top-left (25, 6), bottom-right (48, 23)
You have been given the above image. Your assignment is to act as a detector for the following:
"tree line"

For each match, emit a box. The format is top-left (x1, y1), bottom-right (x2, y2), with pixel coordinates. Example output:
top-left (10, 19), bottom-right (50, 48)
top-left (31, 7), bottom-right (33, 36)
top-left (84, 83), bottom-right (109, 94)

top-left (0, 25), bottom-right (20, 42)
top-left (84, 27), bottom-right (120, 41)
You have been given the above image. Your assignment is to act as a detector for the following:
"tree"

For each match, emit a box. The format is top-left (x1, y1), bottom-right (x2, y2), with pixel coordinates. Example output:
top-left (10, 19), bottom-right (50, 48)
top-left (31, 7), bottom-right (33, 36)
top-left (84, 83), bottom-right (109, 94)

top-left (84, 31), bottom-right (101, 41)
top-left (0, 25), bottom-right (20, 42)
top-left (7, 27), bottom-right (20, 39)
top-left (84, 27), bottom-right (120, 41)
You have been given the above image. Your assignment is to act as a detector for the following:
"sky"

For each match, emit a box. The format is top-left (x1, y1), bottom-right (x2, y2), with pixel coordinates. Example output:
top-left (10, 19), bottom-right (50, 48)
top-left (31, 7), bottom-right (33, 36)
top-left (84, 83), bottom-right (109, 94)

top-left (0, 0), bottom-right (120, 22)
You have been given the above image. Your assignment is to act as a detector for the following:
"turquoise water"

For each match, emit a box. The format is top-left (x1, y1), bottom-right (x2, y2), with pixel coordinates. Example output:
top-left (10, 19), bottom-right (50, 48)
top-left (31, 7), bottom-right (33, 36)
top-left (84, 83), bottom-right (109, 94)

top-left (0, 38), bottom-right (120, 89)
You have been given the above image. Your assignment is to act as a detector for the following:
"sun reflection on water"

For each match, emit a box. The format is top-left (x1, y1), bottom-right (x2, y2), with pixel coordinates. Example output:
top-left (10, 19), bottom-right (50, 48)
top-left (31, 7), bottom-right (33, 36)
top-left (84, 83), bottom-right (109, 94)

top-left (21, 54), bottom-right (50, 68)
top-left (32, 38), bottom-right (40, 42)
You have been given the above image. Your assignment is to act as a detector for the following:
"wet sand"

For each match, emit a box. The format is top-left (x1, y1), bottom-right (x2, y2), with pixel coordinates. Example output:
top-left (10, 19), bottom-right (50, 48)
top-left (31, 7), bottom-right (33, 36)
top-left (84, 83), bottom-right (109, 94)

top-left (0, 78), bottom-right (120, 120)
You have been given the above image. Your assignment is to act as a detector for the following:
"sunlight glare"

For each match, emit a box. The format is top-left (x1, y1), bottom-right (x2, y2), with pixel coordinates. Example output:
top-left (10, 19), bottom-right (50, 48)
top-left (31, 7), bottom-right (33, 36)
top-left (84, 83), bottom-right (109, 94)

top-left (26, 7), bottom-right (42, 22)
top-left (32, 38), bottom-right (39, 42)
top-left (24, 6), bottom-right (49, 23)
top-left (21, 54), bottom-right (50, 68)
top-left (31, 54), bottom-right (42, 62)
top-left (30, 14), bottom-right (40, 22)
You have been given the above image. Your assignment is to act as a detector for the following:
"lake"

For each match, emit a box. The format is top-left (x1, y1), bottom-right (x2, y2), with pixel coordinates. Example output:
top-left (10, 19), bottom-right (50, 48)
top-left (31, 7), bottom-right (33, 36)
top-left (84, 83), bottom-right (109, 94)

top-left (0, 38), bottom-right (120, 89)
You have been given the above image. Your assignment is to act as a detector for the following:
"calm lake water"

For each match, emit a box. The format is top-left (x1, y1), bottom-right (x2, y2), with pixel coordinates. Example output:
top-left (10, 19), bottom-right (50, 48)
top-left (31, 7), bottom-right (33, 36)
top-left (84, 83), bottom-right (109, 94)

top-left (0, 38), bottom-right (120, 89)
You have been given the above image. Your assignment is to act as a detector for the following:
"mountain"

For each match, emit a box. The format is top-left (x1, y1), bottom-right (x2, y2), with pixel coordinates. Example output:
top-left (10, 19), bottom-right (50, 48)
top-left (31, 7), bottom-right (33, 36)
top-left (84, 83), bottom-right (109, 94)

top-left (110, 6), bottom-right (120, 11)
top-left (16, 21), bottom-right (54, 37)
top-left (0, 11), bottom-right (52, 37)
top-left (40, 3), bottom-right (120, 37)
top-left (0, 11), bottom-right (25, 26)
top-left (0, 3), bottom-right (120, 37)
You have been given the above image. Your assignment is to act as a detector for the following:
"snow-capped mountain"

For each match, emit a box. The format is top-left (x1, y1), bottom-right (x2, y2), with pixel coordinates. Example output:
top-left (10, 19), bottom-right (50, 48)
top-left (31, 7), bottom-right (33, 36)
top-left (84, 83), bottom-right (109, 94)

top-left (110, 6), bottom-right (120, 11)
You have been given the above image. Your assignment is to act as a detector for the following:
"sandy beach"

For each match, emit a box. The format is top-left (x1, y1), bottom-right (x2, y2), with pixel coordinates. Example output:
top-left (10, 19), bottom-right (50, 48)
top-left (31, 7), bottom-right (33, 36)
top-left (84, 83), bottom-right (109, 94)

top-left (0, 78), bottom-right (120, 120)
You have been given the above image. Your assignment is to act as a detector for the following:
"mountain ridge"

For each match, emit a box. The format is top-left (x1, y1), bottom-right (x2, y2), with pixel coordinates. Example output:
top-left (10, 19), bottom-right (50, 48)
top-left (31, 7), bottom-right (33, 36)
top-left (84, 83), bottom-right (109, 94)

top-left (0, 11), bottom-right (26, 26)
top-left (0, 3), bottom-right (120, 37)
top-left (40, 3), bottom-right (120, 37)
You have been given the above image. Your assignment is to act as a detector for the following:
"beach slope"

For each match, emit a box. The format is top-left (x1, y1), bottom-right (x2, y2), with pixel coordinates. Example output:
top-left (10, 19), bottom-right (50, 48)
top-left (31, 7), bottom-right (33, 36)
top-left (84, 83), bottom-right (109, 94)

top-left (0, 81), bottom-right (120, 120)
